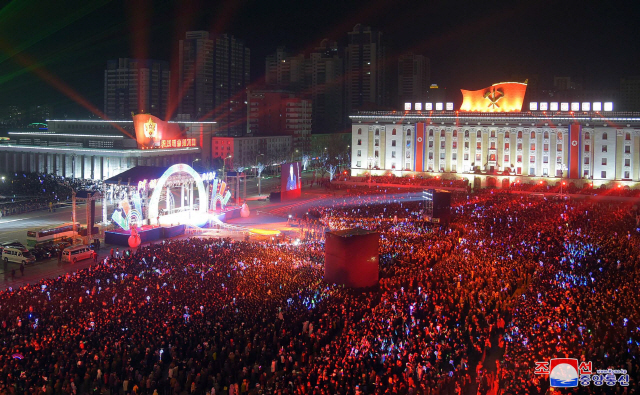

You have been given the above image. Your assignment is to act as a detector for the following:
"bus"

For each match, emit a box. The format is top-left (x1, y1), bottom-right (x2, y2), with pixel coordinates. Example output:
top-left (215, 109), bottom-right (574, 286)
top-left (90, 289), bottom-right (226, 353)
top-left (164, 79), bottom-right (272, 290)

top-left (26, 223), bottom-right (79, 247)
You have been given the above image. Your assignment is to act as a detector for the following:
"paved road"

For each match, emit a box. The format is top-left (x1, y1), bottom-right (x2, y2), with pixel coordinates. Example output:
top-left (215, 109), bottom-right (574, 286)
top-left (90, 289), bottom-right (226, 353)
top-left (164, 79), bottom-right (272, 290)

top-left (0, 204), bottom-right (87, 245)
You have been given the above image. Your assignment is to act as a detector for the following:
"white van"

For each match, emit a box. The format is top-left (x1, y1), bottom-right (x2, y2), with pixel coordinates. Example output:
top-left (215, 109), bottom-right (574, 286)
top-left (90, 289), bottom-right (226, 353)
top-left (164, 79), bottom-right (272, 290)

top-left (1, 247), bottom-right (36, 265)
top-left (62, 245), bottom-right (94, 263)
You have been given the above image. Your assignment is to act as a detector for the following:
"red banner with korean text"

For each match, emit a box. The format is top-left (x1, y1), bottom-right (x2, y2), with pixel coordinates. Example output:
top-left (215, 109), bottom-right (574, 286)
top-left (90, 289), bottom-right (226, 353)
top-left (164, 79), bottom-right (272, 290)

top-left (133, 114), bottom-right (184, 149)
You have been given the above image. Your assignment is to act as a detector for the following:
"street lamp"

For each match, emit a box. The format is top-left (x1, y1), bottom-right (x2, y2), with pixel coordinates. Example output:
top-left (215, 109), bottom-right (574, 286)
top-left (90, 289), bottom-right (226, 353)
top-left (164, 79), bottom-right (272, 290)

top-left (222, 155), bottom-right (232, 183)
top-left (291, 149), bottom-right (299, 162)
top-left (560, 163), bottom-right (568, 196)
top-left (191, 158), bottom-right (200, 169)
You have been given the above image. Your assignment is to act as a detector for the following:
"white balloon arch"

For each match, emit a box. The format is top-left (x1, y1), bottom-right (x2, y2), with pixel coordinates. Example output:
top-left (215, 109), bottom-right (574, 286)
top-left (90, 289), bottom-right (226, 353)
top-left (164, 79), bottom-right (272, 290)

top-left (148, 163), bottom-right (208, 227)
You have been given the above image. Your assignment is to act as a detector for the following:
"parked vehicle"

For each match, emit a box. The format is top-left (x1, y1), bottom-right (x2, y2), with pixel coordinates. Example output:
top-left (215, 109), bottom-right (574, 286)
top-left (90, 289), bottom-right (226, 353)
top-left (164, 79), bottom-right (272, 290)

top-left (31, 248), bottom-right (52, 261)
top-left (1, 246), bottom-right (36, 265)
top-left (1, 241), bottom-right (26, 250)
top-left (62, 245), bottom-right (94, 263)
top-left (50, 241), bottom-right (72, 256)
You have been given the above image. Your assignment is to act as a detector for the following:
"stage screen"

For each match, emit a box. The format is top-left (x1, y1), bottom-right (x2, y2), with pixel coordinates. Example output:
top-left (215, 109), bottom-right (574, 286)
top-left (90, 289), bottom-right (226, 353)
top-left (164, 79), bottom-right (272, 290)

top-left (281, 162), bottom-right (301, 200)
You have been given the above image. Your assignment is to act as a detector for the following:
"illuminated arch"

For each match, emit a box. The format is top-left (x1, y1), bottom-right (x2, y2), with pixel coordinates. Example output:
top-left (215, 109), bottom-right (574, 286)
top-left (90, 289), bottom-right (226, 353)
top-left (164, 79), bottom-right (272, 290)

top-left (148, 164), bottom-right (208, 226)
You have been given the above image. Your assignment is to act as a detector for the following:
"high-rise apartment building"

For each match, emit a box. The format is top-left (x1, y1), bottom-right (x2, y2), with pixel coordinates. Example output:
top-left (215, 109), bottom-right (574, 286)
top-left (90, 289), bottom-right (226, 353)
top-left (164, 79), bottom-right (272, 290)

top-left (177, 32), bottom-right (250, 136)
top-left (265, 47), bottom-right (308, 92)
top-left (104, 58), bottom-right (170, 120)
top-left (178, 31), bottom-right (214, 120)
top-left (212, 34), bottom-right (251, 136)
top-left (346, 24), bottom-right (387, 112)
top-left (247, 89), bottom-right (311, 155)
top-left (310, 39), bottom-right (345, 133)
top-left (397, 53), bottom-right (430, 108)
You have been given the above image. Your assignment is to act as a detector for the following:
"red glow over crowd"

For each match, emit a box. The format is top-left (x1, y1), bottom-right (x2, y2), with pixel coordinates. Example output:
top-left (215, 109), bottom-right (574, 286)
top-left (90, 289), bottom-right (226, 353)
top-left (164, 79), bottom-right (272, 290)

top-left (1, 188), bottom-right (639, 394)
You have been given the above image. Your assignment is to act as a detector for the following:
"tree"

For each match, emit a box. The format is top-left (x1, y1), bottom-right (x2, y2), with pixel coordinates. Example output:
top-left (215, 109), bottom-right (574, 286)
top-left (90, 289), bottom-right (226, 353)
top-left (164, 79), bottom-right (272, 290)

top-left (256, 163), bottom-right (267, 196)
top-left (328, 165), bottom-right (337, 181)
top-left (302, 154), bottom-right (310, 170)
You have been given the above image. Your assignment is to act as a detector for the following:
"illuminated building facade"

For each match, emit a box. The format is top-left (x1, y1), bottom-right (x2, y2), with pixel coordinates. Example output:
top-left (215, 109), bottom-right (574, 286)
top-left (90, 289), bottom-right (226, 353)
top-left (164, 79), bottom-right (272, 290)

top-left (0, 119), bottom-right (215, 180)
top-left (351, 110), bottom-right (640, 186)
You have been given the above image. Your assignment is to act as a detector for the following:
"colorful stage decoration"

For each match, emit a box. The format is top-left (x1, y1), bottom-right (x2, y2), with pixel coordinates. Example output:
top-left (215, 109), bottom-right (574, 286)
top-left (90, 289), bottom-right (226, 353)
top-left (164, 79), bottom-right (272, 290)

top-left (148, 163), bottom-right (208, 227)
top-left (128, 227), bottom-right (141, 248)
top-left (460, 81), bottom-right (528, 112)
top-left (240, 203), bottom-right (250, 218)
top-left (110, 165), bottom-right (232, 231)
top-left (209, 177), bottom-right (232, 211)
top-left (111, 191), bottom-right (143, 231)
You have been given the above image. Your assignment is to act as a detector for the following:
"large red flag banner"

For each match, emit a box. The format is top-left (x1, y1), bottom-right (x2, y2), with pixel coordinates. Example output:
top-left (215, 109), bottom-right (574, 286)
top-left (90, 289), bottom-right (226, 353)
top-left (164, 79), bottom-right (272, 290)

top-left (460, 82), bottom-right (528, 112)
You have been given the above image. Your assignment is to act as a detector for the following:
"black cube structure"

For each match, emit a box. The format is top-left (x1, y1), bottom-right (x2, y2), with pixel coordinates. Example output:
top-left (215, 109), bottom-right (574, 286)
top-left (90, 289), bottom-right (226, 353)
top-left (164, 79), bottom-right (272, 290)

top-left (424, 189), bottom-right (451, 225)
top-left (324, 229), bottom-right (379, 288)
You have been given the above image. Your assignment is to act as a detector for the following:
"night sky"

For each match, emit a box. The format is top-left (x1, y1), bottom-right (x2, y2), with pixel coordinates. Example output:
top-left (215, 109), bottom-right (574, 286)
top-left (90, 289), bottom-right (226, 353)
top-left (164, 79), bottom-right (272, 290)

top-left (0, 0), bottom-right (639, 117)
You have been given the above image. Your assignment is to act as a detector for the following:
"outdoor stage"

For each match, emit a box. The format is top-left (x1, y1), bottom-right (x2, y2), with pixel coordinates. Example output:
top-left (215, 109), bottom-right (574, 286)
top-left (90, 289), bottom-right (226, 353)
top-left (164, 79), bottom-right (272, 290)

top-left (104, 224), bottom-right (186, 246)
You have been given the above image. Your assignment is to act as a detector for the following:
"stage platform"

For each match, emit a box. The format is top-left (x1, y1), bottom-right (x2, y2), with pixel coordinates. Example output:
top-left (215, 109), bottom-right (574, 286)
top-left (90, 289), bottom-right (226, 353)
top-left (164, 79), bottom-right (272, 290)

top-left (105, 224), bottom-right (185, 246)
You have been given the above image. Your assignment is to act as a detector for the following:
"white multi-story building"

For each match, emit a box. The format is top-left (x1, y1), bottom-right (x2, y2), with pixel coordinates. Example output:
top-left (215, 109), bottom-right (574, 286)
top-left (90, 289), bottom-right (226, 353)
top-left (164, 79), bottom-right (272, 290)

top-left (350, 111), bottom-right (640, 187)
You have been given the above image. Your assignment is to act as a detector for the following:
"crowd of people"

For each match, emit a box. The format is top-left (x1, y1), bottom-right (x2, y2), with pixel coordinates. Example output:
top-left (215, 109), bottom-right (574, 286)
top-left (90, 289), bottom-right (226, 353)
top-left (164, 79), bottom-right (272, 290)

top-left (0, 187), bottom-right (638, 394)
top-left (0, 173), bottom-right (102, 217)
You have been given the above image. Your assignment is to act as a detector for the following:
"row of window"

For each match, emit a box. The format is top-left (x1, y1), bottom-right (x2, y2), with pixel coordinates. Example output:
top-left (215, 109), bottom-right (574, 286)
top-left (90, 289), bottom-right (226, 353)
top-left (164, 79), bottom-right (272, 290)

top-left (359, 127), bottom-right (636, 143)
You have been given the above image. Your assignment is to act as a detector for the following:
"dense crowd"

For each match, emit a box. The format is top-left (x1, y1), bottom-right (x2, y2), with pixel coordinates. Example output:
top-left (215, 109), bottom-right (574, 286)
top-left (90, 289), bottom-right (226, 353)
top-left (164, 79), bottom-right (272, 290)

top-left (0, 173), bottom-right (102, 217)
top-left (1, 189), bottom-right (638, 394)
top-left (362, 176), bottom-right (468, 189)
